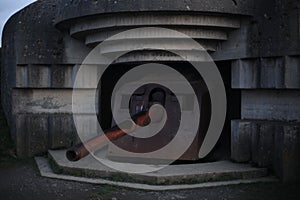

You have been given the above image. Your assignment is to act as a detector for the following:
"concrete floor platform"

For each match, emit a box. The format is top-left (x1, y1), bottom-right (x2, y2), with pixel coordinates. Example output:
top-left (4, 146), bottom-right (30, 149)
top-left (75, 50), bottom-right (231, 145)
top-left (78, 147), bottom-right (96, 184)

top-left (33, 150), bottom-right (278, 190)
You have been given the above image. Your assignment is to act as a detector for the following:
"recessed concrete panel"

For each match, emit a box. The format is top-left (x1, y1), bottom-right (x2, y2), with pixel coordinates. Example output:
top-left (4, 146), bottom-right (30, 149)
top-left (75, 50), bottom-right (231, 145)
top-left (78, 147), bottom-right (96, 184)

top-left (12, 89), bottom-right (73, 114)
top-left (48, 114), bottom-right (77, 149)
top-left (232, 57), bottom-right (300, 89)
top-left (231, 120), bottom-right (252, 162)
top-left (241, 90), bottom-right (300, 121)
top-left (231, 120), bottom-right (300, 182)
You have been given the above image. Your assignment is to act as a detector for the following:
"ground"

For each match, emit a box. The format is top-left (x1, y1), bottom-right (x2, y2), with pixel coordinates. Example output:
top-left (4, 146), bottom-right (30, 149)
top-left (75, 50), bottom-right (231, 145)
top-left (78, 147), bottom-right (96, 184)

top-left (1, 99), bottom-right (300, 200)
top-left (1, 159), bottom-right (300, 200)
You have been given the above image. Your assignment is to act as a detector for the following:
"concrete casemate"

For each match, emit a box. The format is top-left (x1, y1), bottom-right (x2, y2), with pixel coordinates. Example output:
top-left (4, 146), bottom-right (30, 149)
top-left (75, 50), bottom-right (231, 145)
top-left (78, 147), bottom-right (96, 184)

top-left (1, 0), bottom-right (300, 181)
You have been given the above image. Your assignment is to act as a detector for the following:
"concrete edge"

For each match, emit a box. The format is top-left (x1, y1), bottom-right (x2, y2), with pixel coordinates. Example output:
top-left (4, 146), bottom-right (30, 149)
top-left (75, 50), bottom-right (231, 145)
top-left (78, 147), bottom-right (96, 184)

top-left (35, 156), bottom-right (278, 191)
top-left (48, 150), bottom-right (269, 185)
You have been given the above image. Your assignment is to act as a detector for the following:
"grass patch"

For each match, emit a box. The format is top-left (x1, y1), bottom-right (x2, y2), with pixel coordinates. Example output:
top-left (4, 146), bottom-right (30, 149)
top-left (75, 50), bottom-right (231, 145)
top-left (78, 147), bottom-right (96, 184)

top-left (89, 185), bottom-right (121, 200)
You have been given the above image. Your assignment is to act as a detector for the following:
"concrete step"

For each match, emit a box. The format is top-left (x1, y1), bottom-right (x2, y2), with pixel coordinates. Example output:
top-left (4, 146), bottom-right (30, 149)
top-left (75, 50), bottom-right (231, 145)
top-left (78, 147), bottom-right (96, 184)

top-left (45, 150), bottom-right (274, 187)
top-left (70, 13), bottom-right (240, 37)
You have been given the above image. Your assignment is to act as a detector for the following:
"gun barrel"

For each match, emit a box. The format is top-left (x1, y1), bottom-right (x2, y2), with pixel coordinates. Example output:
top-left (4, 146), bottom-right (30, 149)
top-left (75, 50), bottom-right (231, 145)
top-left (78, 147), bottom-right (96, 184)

top-left (66, 107), bottom-right (163, 161)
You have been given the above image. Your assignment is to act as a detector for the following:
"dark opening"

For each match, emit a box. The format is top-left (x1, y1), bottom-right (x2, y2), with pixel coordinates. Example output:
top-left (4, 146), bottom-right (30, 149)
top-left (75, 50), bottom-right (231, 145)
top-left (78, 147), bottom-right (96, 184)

top-left (203, 61), bottom-right (241, 161)
top-left (98, 60), bottom-right (241, 163)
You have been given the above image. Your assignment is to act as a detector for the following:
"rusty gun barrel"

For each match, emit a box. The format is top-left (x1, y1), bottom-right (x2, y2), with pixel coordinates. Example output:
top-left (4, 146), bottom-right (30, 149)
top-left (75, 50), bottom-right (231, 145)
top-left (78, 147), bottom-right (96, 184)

top-left (66, 106), bottom-right (164, 161)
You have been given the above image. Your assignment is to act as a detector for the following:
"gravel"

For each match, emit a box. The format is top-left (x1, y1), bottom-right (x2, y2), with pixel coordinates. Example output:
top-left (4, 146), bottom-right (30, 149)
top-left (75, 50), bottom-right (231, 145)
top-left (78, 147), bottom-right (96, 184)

top-left (0, 159), bottom-right (299, 200)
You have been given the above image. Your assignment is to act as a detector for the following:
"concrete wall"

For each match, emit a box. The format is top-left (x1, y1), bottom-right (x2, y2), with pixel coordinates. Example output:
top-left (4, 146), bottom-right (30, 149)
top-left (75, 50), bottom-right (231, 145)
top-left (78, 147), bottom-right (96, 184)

top-left (1, 0), bottom-right (300, 181)
top-left (229, 0), bottom-right (300, 182)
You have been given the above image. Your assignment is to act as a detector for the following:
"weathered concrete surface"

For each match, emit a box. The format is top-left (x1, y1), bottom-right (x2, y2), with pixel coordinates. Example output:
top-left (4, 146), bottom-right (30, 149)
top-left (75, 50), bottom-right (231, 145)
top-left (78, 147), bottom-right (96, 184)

top-left (16, 64), bottom-right (74, 88)
top-left (247, 0), bottom-right (300, 58)
top-left (1, 1), bottom-right (66, 148)
top-left (35, 156), bottom-right (278, 191)
top-left (1, 0), bottom-right (247, 158)
top-left (54, 0), bottom-right (254, 27)
top-left (231, 121), bottom-right (252, 162)
top-left (13, 89), bottom-right (73, 114)
top-left (47, 150), bottom-right (270, 186)
top-left (241, 90), bottom-right (300, 121)
top-left (273, 125), bottom-right (300, 182)
top-left (232, 57), bottom-right (300, 89)
top-left (13, 114), bottom-right (76, 157)
top-left (227, 0), bottom-right (300, 183)
top-left (1, 0), bottom-right (91, 130)
top-left (61, 12), bottom-right (242, 65)
top-left (68, 12), bottom-right (240, 48)
top-left (231, 120), bottom-right (300, 182)
top-left (10, 87), bottom-right (100, 157)
top-left (1, 0), bottom-right (300, 183)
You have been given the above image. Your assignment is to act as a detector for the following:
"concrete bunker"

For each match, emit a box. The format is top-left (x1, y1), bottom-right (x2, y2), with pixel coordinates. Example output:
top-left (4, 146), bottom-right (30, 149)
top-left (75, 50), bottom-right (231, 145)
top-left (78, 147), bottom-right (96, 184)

top-left (1, 0), bottom-right (300, 182)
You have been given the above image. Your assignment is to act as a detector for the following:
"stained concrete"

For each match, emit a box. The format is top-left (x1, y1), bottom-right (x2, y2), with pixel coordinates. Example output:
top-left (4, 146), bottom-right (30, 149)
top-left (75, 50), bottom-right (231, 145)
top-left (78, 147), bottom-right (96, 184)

top-left (241, 90), bottom-right (300, 121)
top-left (232, 57), bottom-right (300, 89)
top-left (47, 150), bottom-right (270, 186)
top-left (2, 159), bottom-right (289, 200)
top-left (34, 150), bottom-right (277, 190)
top-left (231, 120), bottom-right (300, 182)
top-left (1, 0), bottom-right (300, 183)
